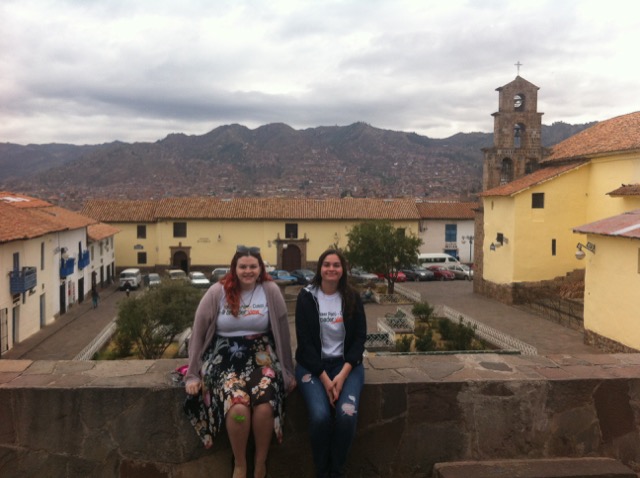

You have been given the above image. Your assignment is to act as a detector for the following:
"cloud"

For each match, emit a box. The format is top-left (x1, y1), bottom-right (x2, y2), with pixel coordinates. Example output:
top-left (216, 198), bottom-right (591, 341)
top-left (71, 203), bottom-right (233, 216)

top-left (2, 0), bottom-right (640, 144)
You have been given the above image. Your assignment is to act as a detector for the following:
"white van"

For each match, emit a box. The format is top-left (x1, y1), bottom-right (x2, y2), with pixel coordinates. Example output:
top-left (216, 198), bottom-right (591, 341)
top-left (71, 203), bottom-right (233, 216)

top-left (417, 253), bottom-right (461, 268)
top-left (119, 268), bottom-right (142, 290)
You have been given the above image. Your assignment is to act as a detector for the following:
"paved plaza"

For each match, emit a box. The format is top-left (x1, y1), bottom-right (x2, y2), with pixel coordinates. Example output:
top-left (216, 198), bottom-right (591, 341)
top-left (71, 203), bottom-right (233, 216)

top-left (2, 279), bottom-right (600, 361)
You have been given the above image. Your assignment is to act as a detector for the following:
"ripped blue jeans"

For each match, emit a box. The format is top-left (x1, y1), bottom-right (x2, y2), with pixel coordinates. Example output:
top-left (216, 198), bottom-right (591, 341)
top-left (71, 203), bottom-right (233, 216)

top-left (295, 360), bottom-right (364, 478)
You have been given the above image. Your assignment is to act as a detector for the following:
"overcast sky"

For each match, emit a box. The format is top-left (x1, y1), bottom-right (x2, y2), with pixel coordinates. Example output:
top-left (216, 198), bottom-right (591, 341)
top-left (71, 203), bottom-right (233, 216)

top-left (2, 0), bottom-right (639, 145)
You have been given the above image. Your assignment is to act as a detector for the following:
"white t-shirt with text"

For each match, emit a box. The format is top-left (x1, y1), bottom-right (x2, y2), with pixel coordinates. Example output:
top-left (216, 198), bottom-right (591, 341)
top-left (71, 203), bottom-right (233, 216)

top-left (318, 289), bottom-right (345, 359)
top-left (216, 285), bottom-right (269, 337)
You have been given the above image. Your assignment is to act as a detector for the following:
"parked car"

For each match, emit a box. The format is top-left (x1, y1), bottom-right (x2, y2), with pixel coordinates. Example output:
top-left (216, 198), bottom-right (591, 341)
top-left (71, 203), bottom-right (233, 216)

top-left (447, 263), bottom-right (474, 281)
top-left (349, 267), bottom-right (379, 283)
top-left (119, 268), bottom-right (142, 290)
top-left (188, 271), bottom-right (211, 289)
top-left (425, 265), bottom-right (456, 281)
top-left (400, 266), bottom-right (434, 281)
top-left (145, 272), bottom-right (161, 288)
top-left (376, 270), bottom-right (407, 282)
top-left (290, 269), bottom-right (315, 285)
top-left (269, 269), bottom-right (297, 283)
top-left (167, 269), bottom-right (187, 281)
top-left (210, 267), bottom-right (230, 283)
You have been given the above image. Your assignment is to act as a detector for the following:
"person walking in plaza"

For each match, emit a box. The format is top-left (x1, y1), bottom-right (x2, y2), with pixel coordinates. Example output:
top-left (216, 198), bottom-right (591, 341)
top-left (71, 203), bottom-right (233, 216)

top-left (91, 285), bottom-right (100, 309)
top-left (295, 249), bottom-right (367, 478)
top-left (183, 245), bottom-right (296, 478)
top-left (124, 281), bottom-right (131, 297)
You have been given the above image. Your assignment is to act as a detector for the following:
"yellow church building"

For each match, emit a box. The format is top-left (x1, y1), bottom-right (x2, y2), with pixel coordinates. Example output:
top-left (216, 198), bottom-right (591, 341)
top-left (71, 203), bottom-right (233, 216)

top-left (81, 197), bottom-right (421, 273)
top-left (479, 111), bottom-right (640, 351)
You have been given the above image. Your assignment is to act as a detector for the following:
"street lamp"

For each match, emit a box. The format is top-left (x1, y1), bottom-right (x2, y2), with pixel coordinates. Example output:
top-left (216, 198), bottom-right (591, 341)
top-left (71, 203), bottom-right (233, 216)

top-left (461, 235), bottom-right (474, 262)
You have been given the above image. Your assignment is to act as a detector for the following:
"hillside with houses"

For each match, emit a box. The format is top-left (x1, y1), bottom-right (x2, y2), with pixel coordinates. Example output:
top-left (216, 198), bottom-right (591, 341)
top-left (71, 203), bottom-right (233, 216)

top-left (0, 121), bottom-right (591, 210)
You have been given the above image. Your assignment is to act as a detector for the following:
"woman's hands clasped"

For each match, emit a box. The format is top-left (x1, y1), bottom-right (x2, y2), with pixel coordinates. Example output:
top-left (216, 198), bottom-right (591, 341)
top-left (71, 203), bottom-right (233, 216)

top-left (185, 379), bottom-right (202, 396)
top-left (320, 362), bottom-right (353, 406)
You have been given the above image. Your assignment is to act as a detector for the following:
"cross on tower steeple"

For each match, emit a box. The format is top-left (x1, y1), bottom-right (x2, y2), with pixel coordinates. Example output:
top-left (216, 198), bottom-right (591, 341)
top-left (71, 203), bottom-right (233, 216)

top-left (515, 61), bottom-right (523, 75)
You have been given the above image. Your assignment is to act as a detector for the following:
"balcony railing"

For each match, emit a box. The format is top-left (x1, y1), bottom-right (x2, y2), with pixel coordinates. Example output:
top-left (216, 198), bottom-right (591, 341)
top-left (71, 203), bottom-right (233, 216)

top-left (9, 267), bottom-right (37, 294)
top-left (78, 250), bottom-right (90, 270)
top-left (60, 258), bottom-right (75, 278)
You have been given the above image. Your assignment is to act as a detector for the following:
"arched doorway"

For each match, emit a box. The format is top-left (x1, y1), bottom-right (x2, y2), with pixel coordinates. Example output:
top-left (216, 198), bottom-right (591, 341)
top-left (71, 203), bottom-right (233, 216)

top-left (172, 250), bottom-right (189, 272)
top-left (282, 244), bottom-right (302, 271)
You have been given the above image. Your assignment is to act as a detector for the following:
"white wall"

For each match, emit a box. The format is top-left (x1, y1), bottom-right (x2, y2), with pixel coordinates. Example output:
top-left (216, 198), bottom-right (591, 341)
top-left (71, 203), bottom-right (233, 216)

top-left (419, 219), bottom-right (475, 263)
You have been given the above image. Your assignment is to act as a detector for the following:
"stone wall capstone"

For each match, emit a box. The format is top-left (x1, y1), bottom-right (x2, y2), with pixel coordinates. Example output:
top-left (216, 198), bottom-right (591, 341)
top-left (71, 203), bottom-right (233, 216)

top-left (2, 354), bottom-right (640, 477)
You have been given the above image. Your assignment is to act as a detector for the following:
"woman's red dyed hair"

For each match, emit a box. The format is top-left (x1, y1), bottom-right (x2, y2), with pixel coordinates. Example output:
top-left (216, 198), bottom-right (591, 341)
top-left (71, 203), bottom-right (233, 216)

top-left (222, 250), bottom-right (272, 317)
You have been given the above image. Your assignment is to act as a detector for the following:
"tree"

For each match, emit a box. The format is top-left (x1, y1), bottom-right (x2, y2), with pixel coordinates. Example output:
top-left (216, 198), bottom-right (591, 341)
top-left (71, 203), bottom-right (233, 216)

top-left (412, 301), bottom-right (435, 329)
top-left (115, 280), bottom-right (202, 359)
top-left (345, 220), bottom-right (422, 293)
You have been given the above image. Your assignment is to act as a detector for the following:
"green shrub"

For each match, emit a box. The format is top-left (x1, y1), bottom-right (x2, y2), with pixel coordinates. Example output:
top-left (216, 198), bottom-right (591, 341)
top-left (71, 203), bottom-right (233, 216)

top-left (115, 280), bottom-right (201, 359)
top-left (412, 301), bottom-right (434, 324)
top-left (415, 329), bottom-right (435, 351)
top-left (444, 317), bottom-right (477, 351)
top-left (395, 335), bottom-right (413, 352)
top-left (438, 318), bottom-right (453, 340)
top-left (414, 323), bottom-right (431, 338)
top-left (112, 330), bottom-right (133, 358)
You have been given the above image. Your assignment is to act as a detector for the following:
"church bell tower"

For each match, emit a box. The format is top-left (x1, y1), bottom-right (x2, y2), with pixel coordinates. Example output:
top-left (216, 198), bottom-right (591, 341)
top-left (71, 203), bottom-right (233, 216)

top-left (482, 75), bottom-right (546, 190)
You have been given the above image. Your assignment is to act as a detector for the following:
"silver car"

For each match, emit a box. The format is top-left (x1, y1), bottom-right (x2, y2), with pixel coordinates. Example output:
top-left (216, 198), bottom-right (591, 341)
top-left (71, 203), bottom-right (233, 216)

top-left (447, 264), bottom-right (474, 281)
top-left (146, 272), bottom-right (161, 288)
top-left (167, 269), bottom-right (187, 281)
top-left (189, 271), bottom-right (211, 289)
top-left (210, 267), bottom-right (230, 283)
top-left (349, 267), bottom-right (379, 283)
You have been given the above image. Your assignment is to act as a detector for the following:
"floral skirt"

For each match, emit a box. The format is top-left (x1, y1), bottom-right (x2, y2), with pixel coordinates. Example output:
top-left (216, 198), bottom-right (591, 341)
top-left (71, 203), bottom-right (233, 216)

top-left (184, 333), bottom-right (285, 448)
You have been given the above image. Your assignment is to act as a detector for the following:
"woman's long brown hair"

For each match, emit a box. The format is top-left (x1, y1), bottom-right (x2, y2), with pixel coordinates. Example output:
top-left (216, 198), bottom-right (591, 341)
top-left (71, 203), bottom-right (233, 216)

top-left (310, 249), bottom-right (357, 320)
top-left (222, 250), bottom-right (272, 317)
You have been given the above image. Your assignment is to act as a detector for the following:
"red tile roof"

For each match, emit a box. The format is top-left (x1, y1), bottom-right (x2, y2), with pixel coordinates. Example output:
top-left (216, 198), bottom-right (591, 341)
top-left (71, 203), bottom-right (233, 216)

top-left (415, 201), bottom-right (479, 219)
top-left (573, 209), bottom-right (640, 239)
top-left (81, 199), bottom-right (158, 222)
top-left (0, 192), bottom-right (97, 243)
top-left (0, 191), bottom-right (52, 208)
top-left (479, 162), bottom-right (587, 197)
top-left (0, 202), bottom-right (63, 243)
top-left (28, 206), bottom-right (96, 230)
top-left (607, 184), bottom-right (640, 197)
top-left (543, 111), bottom-right (640, 163)
top-left (82, 197), bottom-right (422, 221)
top-left (87, 223), bottom-right (121, 241)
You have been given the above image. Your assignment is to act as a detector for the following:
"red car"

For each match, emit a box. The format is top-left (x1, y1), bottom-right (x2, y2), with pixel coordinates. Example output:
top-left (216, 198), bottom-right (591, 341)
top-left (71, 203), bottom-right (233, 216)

top-left (426, 265), bottom-right (455, 281)
top-left (376, 270), bottom-right (407, 282)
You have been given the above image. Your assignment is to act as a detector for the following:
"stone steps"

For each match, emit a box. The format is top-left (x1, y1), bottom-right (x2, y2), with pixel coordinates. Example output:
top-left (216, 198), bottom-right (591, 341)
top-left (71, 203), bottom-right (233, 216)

top-left (433, 458), bottom-right (637, 478)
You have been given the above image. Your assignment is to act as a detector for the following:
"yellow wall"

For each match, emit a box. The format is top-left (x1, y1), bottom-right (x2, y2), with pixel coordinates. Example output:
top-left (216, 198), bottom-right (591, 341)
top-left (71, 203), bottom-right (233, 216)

top-left (112, 223), bottom-right (150, 269)
top-left (484, 163), bottom-right (593, 283)
top-left (583, 235), bottom-right (640, 349)
top-left (298, 220), bottom-right (419, 261)
top-left (482, 197), bottom-right (515, 284)
top-left (586, 152), bottom-right (640, 221)
top-left (114, 218), bottom-right (419, 270)
top-left (512, 166), bottom-right (590, 281)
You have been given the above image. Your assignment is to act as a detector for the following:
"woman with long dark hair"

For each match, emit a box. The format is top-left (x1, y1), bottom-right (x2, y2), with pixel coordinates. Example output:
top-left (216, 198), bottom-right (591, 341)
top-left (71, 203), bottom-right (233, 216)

top-left (295, 249), bottom-right (367, 478)
top-left (184, 245), bottom-right (295, 478)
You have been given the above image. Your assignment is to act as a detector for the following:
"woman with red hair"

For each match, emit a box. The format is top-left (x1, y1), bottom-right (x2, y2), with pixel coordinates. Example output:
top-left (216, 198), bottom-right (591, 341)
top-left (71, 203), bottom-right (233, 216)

top-left (184, 245), bottom-right (295, 478)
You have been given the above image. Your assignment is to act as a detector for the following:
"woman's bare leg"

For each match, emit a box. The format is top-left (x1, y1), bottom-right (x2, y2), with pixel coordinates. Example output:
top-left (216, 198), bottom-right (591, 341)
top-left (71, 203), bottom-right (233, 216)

top-left (252, 403), bottom-right (274, 478)
top-left (226, 403), bottom-right (251, 478)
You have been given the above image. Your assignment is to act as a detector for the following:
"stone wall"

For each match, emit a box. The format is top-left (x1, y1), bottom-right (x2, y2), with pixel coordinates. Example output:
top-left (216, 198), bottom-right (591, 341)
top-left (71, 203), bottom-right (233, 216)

top-left (475, 278), bottom-right (516, 304)
top-left (2, 354), bottom-right (640, 477)
top-left (476, 272), bottom-right (586, 330)
top-left (585, 330), bottom-right (640, 354)
top-left (472, 207), bottom-right (484, 295)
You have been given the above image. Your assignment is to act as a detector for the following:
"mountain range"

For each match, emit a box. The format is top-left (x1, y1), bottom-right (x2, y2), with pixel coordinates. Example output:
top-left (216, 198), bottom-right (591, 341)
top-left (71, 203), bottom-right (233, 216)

top-left (0, 121), bottom-right (595, 210)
